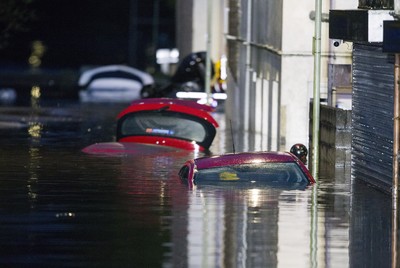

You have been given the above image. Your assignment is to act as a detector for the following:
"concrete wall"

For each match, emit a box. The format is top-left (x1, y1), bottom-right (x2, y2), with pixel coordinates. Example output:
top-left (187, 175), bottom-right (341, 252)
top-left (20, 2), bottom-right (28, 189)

top-left (176, 0), bottom-right (226, 64)
top-left (176, 0), bottom-right (193, 59)
top-left (280, 0), bottom-right (357, 149)
top-left (310, 104), bottom-right (352, 179)
top-left (225, 0), bottom-right (283, 151)
top-left (223, 0), bottom-right (357, 153)
top-left (176, 0), bottom-right (357, 152)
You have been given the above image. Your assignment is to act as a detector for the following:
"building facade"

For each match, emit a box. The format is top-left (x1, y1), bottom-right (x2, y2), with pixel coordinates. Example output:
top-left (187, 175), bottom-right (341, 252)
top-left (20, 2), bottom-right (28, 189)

top-left (224, 0), bottom-right (357, 152)
top-left (330, 0), bottom-right (398, 191)
top-left (175, 0), bottom-right (356, 152)
top-left (175, 0), bottom-right (359, 152)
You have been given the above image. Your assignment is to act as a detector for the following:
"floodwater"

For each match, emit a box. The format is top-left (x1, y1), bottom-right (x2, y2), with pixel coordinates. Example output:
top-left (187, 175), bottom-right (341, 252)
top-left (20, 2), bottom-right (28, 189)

top-left (0, 100), bottom-right (394, 267)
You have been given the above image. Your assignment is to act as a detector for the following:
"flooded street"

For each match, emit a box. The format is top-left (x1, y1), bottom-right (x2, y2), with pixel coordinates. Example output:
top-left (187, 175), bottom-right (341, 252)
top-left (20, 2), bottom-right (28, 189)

top-left (0, 101), bottom-right (393, 267)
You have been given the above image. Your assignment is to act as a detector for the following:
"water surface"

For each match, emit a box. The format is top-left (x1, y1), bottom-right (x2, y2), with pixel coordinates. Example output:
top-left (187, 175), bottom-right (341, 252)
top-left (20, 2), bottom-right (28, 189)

top-left (0, 101), bottom-right (393, 267)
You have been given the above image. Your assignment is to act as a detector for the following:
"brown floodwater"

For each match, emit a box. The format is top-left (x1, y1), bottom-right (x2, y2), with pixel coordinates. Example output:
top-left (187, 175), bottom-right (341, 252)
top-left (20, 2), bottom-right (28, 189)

top-left (0, 100), bottom-right (394, 267)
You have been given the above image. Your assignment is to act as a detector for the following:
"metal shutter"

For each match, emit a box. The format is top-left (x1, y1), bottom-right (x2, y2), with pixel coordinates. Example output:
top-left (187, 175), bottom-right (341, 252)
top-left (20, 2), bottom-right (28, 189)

top-left (352, 43), bottom-right (394, 191)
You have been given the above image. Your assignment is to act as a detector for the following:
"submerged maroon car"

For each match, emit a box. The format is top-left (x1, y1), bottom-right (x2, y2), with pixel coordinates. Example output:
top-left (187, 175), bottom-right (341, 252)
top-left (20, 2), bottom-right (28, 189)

top-left (179, 151), bottom-right (315, 188)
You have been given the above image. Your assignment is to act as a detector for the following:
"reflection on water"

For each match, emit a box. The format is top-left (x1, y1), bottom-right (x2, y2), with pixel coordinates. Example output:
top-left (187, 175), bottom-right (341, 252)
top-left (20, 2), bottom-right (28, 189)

top-left (350, 180), bottom-right (391, 268)
top-left (183, 186), bottom-right (314, 267)
top-left (0, 101), bottom-right (394, 267)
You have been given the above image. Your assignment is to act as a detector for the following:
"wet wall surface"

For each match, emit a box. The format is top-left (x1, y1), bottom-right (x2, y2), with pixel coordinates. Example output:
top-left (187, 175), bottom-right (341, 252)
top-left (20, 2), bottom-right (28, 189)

top-left (0, 100), bottom-right (394, 267)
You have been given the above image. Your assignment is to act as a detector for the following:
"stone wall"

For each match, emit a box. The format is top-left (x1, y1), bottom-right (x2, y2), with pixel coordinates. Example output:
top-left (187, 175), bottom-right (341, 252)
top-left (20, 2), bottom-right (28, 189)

top-left (310, 104), bottom-right (352, 179)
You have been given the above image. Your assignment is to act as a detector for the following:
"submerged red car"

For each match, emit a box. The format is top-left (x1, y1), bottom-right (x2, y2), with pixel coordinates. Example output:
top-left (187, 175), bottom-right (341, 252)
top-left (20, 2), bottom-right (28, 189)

top-left (83, 98), bottom-right (219, 155)
top-left (115, 98), bottom-right (219, 152)
top-left (179, 151), bottom-right (315, 188)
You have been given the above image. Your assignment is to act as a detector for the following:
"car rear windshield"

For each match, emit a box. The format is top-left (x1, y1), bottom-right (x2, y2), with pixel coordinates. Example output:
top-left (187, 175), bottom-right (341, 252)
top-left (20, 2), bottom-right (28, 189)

top-left (194, 162), bottom-right (309, 185)
top-left (118, 110), bottom-right (212, 143)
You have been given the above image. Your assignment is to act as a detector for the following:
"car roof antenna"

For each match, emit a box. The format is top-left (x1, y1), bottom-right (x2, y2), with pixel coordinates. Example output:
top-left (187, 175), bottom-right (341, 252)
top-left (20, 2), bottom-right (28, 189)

top-left (230, 119), bottom-right (236, 154)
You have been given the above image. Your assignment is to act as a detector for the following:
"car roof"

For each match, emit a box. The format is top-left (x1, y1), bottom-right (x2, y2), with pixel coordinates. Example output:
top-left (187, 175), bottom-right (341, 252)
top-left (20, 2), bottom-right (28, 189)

top-left (116, 99), bottom-right (219, 128)
top-left (194, 151), bottom-right (298, 170)
top-left (78, 65), bottom-right (154, 87)
top-left (130, 98), bottom-right (215, 112)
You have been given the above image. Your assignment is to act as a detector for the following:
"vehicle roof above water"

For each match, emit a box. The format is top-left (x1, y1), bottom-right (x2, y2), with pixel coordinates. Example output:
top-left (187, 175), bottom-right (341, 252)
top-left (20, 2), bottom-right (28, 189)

top-left (117, 98), bottom-right (219, 128)
top-left (193, 151), bottom-right (299, 170)
top-left (130, 98), bottom-right (215, 112)
top-left (78, 64), bottom-right (154, 86)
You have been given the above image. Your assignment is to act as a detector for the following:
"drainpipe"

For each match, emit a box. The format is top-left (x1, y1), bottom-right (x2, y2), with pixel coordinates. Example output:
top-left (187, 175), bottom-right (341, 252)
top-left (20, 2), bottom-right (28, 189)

top-left (243, 0), bottom-right (252, 130)
top-left (394, 54), bottom-right (400, 206)
top-left (393, 53), bottom-right (400, 268)
top-left (392, 4), bottom-right (400, 268)
top-left (205, 0), bottom-right (212, 104)
top-left (310, 1), bottom-right (321, 265)
top-left (312, 0), bottom-right (322, 181)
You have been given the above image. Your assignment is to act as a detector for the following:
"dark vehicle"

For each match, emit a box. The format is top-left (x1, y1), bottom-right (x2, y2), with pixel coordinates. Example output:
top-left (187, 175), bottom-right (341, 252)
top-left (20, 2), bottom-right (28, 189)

top-left (141, 51), bottom-right (225, 101)
top-left (179, 151), bottom-right (315, 189)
